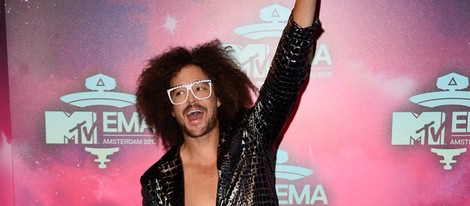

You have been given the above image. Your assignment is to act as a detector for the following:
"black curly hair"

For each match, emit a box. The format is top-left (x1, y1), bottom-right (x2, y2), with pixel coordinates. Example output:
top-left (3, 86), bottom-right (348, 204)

top-left (136, 39), bottom-right (258, 149)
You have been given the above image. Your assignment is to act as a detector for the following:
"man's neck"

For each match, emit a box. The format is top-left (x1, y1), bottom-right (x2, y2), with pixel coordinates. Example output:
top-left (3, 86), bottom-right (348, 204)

top-left (180, 128), bottom-right (219, 165)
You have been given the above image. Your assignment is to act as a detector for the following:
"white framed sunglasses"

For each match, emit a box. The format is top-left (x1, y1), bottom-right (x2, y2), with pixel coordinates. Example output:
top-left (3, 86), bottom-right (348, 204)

top-left (166, 79), bottom-right (213, 105)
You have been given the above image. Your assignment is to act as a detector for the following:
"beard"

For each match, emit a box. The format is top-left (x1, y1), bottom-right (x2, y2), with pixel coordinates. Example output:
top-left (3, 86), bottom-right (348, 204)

top-left (179, 103), bottom-right (219, 138)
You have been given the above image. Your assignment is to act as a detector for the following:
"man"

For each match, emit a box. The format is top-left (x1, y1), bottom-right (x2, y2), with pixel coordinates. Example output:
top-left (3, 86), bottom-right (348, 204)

top-left (136, 0), bottom-right (321, 205)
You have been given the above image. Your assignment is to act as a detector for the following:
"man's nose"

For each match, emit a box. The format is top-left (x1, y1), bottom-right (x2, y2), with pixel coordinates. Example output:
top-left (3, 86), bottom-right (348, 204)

top-left (186, 90), bottom-right (197, 103)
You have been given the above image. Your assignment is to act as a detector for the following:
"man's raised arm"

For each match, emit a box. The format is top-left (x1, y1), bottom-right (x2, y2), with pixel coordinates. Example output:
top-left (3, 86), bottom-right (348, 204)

top-left (292, 0), bottom-right (318, 28)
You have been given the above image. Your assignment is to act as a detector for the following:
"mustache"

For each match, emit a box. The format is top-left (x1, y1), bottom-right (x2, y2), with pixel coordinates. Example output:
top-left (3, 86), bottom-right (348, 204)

top-left (183, 103), bottom-right (207, 114)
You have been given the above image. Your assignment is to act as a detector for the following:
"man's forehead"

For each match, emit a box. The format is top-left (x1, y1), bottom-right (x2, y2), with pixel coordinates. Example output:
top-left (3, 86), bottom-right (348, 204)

top-left (170, 64), bottom-right (209, 86)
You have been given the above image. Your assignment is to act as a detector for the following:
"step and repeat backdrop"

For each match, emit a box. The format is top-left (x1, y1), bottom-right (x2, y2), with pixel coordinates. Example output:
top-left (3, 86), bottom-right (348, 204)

top-left (2, 0), bottom-right (470, 205)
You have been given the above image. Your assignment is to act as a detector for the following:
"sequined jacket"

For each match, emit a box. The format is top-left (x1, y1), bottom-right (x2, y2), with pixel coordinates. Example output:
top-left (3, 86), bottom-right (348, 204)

top-left (141, 16), bottom-right (321, 206)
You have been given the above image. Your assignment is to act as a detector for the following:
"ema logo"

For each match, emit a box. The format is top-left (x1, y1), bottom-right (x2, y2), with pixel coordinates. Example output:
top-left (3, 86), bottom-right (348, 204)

top-left (392, 72), bottom-right (470, 170)
top-left (275, 150), bottom-right (328, 205)
top-left (226, 4), bottom-right (332, 87)
top-left (45, 74), bottom-right (153, 169)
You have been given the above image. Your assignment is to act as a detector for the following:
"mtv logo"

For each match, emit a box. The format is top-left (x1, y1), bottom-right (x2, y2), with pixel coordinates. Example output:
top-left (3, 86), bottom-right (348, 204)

top-left (45, 111), bottom-right (98, 144)
top-left (225, 43), bottom-right (271, 80)
top-left (392, 112), bottom-right (445, 145)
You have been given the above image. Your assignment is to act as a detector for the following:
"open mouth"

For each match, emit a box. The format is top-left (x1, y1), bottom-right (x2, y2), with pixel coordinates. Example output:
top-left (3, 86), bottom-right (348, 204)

top-left (186, 109), bottom-right (203, 121)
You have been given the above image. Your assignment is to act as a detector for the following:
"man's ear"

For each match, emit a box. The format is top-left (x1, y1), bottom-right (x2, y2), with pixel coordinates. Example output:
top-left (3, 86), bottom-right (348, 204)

top-left (217, 98), bottom-right (221, 107)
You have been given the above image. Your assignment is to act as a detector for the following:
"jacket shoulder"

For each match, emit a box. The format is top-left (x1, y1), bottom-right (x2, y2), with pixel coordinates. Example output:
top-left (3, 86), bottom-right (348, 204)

top-left (140, 145), bottom-right (181, 185)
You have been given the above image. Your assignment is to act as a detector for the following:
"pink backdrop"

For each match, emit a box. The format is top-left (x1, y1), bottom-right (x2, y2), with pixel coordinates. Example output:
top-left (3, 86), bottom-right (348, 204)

top-left (2, 0), bottom-right (470, 205)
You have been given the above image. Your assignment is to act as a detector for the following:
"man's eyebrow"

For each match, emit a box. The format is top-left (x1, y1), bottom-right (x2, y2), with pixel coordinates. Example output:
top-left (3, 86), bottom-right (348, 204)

top-left (169, 79), bottom-right (209, 89)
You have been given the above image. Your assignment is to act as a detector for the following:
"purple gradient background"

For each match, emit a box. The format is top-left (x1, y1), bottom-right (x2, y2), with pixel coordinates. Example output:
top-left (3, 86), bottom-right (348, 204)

top-left (3, 0), bottom-right (470, 205)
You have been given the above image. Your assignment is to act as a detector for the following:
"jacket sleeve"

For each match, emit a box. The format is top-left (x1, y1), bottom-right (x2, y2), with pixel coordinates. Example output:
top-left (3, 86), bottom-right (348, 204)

top-left (250, 15), bottom-right (321, 148)
top-left (141, 177), bottom-right (164, 206)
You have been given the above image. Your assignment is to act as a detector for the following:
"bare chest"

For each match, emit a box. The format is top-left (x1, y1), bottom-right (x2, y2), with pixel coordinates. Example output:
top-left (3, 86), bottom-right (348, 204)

top-left (183, 164), bottom-right (218, 206)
